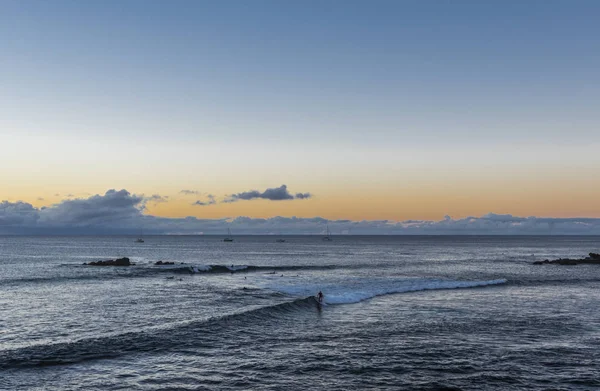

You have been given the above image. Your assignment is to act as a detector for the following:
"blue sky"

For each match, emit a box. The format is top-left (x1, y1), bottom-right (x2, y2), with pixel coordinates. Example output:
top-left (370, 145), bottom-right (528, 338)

top-left (1, 1), bottom-right (600, 232)
top-left (3, 0), bottom-right (599, 145)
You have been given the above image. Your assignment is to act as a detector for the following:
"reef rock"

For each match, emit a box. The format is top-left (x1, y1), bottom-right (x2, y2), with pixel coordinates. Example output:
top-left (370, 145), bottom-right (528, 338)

top-left (85, 257), bottom-right (132, 266)
top-left (155, 261), bottom-right (175, 265)
top-left (533, 253), bottom-right (600, 265)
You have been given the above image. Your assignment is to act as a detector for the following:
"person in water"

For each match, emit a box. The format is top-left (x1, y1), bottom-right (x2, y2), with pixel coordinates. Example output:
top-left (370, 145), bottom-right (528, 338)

top-left (317, 291), bottom-right (324, 303)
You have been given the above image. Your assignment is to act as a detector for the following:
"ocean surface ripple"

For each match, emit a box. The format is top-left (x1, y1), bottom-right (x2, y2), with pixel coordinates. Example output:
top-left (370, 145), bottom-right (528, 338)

top-left (1, 235), bottom-right (600, 390)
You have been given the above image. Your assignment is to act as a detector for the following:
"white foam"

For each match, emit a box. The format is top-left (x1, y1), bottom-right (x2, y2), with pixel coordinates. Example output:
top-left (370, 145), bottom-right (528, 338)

top-left (186, 264), bottom-right (248, 273)
top-left (263, 277), bottom-right (507, 304)
top-left (156, 264), bottom-right (212, 273)
top-left (191, 265), bottom-right (212, 273)
top-left (226, 265), bottom-right (249, 271)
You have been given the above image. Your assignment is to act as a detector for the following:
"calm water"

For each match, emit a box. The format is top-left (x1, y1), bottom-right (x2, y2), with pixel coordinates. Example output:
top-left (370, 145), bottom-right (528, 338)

top-left (1, 235), bottom-right (600, 390)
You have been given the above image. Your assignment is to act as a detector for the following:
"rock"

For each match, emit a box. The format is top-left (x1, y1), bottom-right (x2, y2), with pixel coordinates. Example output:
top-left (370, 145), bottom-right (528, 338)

top-left (533, 253), bottom-right (600, 265)
top-left (86, 257), bottom-right (132, 266)
top-left (155, 261), bottom-right (175, 265)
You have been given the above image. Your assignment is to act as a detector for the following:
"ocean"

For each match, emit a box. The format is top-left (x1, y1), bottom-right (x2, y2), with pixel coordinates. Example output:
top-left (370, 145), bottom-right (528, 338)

top-left (1, 235), bottom-right (599, 390)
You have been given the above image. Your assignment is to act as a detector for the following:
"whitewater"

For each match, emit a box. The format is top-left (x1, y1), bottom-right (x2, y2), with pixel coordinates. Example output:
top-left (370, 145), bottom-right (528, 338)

top-left (1, 235), bottom-right (600, 390)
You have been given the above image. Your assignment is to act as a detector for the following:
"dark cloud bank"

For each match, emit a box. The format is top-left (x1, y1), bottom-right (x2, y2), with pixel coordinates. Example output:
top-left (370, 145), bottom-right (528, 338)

top-left (184, 185), bottom-right (310, 206)
top-left (225, 185), bottom-right (311, 203)
top-left (1, 189), bottom-right (600, 235)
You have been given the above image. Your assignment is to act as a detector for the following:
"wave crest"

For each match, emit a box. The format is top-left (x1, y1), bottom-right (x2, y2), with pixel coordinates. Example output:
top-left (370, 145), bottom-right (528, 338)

top-left (264, 278), bottom-right (507, 304)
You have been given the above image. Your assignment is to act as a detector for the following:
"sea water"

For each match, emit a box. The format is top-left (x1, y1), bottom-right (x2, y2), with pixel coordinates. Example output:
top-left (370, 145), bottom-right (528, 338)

top-left (1, 235), bottom-right (599, 390)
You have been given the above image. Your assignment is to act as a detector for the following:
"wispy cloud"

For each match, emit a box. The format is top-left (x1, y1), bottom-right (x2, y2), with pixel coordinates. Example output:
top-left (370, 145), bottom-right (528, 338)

top-left (179, 190), bottom-right (200, 196)
top-left (145, 194), bottom-right (169, 204)
top-left (192, 194), bottom-right (216, 206)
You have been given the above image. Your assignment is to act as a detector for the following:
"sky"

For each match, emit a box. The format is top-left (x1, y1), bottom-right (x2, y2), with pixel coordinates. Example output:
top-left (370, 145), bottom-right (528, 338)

top-left (1, 1), bottom-right (600, 234)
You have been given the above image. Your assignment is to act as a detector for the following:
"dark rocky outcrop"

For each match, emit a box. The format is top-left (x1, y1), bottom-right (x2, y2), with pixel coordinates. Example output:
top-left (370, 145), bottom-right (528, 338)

top-left (84, 257), bottom-right (133, 266)
top-left (533, 253), bottom-right (600, 265)
top-left (155, 261), bottom-right (175, 265)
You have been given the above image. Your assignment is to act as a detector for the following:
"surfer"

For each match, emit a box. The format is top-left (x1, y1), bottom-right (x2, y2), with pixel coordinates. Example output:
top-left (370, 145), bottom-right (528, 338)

top-left (317, 291), bottom-right (324, 304)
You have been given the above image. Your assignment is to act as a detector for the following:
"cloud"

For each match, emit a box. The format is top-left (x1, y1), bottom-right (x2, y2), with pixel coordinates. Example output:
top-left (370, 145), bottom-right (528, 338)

top-left (393, 213), bottom-right (600, 235)
top-left (295, 192), bottom-right (312, 199)
top-left (145, 194), bottom-right (169, 205)
top-left (180, 190), bottom-right (200, 196)
top-left (225, 185), bottom-right (312, 203)
top-left (192, 194), bottom-right (216, 206)
top-left (0, 201), bottom-right (40, 226)
top-left (2, 190), bottom-right (600, 235)
top-left (37, 189), bottom-right (144, 228)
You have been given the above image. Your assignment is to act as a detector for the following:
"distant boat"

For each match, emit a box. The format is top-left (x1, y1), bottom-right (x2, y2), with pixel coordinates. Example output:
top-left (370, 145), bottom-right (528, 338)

top-left (322, 225), bottom-right (332, 241)
top-left (135, 228), bottom-right (144, 243)
top-left (224, 228), bottom-right (234, 242)
top-left (276, 231), bottom-right (286, 242)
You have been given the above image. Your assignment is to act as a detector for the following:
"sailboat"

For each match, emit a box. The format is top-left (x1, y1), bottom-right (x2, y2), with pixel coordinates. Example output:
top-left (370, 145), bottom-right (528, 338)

top-left (135, 228), bottom-right (144, 243)
top-left (276, 231), bottom-right (286, 243)
top-left (322, 225), bottom-right (332, 241)
top-left (224, 228), bottom-right (234, 242)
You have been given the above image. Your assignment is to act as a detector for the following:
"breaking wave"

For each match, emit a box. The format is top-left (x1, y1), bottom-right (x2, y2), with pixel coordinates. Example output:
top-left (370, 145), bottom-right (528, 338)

top-left (0, 275), bottom-right (508, 370)
top-left (0, 264), bottom-right (341, 286)
top-left (156, 263), bottom-right (338, 274)
top-left (263, 277), bottom-right (508, 304)
top-left (0, 274), bottom-right (508, 369)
